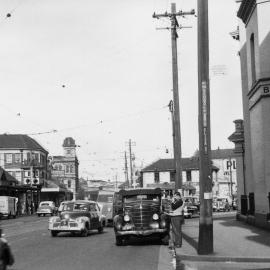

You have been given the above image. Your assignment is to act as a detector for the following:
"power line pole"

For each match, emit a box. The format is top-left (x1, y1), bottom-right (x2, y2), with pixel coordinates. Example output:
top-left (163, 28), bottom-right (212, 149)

top-left (197, 0), bottom-right (213, 255)
top-left (153, 3), bottom-right (195, 192)
top-left (124, 151), bottom-right (129, 185)
top-left (127, 139), bottom-right (136, 188)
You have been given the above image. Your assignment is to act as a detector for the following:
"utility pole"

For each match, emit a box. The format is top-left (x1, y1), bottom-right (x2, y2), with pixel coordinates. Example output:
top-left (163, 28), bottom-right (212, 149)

top-left (124, 151), bottom-right (129, 185)
top-left (197, 0), bottom-right (213, 255)
top-left (153, 3), bottom-right (195, 192)
top-left (127, 139), bottom-right (136, 188)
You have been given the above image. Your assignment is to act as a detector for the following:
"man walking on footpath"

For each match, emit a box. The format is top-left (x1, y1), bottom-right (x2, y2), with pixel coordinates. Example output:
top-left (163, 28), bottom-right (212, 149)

top-left (169, 192), bottom-right (184, 248)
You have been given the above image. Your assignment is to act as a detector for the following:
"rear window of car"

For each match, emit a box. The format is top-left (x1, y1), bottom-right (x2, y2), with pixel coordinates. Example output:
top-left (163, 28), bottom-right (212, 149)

top-left (40, 203), bottom-right (50, 206)
top-left (73, 203), bottom-right (89, 211)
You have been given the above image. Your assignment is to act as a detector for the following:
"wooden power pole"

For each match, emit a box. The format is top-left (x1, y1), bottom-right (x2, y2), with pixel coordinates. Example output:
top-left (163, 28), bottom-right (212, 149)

top-left (197, 0), bottom-right (213, 255)
top-left (153, 3), bottom-right (195, 192)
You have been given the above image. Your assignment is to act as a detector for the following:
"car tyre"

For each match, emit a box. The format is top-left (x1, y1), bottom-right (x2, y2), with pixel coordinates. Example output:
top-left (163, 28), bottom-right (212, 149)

top-left (51, 231), bottom-right (58, 237)
top-left (115, 236), bottom-right (123, 246)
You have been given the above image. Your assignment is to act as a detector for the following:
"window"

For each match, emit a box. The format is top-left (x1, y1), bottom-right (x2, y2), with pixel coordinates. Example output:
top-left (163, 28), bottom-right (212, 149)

top-left (70, 165), bottom-right (74, 173)
top-left (154, 171), bottom-right (159, 183)
top-left (170, 171), bottom-right (175, 182)
top-left (14, 153), bottom-right (21, 163)
top-left (5, 154), bottom-right (12, 164)
top-left (250, 33), bottom-right (256, 83)
top-left (67, 180), bottom-right (71, 188)
top-left (186, 170), bottom-right (192, 181)
top-left (66, 165), bottom-right (70, 173)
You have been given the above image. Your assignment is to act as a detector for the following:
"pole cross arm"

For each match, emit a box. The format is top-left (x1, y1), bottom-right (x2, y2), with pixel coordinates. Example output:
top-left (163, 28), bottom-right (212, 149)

top-left (152, 9), bottom-right (195, 19)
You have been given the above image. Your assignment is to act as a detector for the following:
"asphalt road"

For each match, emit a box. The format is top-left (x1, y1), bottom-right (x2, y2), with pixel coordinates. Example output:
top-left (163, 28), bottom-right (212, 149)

top-left (1, 215), bottom-right (173, 270)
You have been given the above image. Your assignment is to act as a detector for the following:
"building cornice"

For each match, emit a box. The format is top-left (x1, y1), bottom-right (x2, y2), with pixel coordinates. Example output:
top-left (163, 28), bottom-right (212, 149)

top-left (237, 0), bottom-right (256, 24)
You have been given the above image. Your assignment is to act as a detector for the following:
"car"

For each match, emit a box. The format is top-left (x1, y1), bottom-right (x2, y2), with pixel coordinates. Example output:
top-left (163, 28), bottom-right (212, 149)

top-left (57, 201), bottom-right (74, 215)
top-left (97, 191), bottom-right (115, 226)
top-left (113, 188), bottom-right (170, 246)
top-left (183, 196), bottom-right (200, 218)
top-left (48, 200), bottom-right (106, 237)
top-left (213, 198), bottom-right (230, 212)
top-left (37, 201), bottom-right (57, 217)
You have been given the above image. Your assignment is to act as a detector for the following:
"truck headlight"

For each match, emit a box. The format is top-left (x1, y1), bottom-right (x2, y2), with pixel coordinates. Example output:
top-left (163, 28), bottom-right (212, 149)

top-left (124, 215), bottom-right (130, 222)
top-left (152, 213), bottom-right (159, 220)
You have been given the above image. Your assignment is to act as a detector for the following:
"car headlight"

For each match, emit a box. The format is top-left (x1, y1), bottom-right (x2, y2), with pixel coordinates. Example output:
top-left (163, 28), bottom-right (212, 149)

top-left (124, 215), bottom-right (130, 222)
top-left (152, 213), bottom-right (159, 220)
top-left (64, 214), bottom-right (69, 220)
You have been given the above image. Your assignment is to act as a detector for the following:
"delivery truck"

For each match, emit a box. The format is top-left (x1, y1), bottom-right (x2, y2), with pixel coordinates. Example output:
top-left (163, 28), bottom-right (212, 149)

top-left (0, 196), bottom-right (17, 219)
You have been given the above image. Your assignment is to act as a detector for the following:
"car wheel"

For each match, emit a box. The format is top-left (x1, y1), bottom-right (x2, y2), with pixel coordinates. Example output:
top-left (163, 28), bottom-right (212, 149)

top-left (115, 236), bottom-right (123, 246)
top-left (51, 231), bottom-right (58, 237)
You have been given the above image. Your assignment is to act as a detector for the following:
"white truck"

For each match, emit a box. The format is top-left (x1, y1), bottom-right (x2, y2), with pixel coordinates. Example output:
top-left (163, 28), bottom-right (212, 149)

top-left (0, 196), bottom-right (17, 219)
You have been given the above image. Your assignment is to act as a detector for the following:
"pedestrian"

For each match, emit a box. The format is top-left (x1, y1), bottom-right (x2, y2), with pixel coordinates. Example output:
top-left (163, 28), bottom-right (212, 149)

top-left (169, 191), bottom-right (184, 248)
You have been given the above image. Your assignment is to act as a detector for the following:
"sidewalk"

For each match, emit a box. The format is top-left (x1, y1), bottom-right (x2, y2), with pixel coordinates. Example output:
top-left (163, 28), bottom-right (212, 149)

top-left (175, 212), bottom-right (270, 262)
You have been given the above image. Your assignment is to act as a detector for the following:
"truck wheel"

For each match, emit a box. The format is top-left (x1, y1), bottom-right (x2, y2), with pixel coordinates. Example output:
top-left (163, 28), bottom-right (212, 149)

top-left (51, 231), bottom-right (58, 237)
top-left (115, 236), bottom-right (123, 246)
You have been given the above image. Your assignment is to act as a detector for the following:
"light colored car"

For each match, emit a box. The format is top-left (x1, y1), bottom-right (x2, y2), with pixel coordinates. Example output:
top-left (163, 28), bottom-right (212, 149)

top-left (37, 201), bottom-right (57, 217)
top-left (97, 191), bottom-right (115, 226)
top-left (48, 200), bottom-right (106, 237)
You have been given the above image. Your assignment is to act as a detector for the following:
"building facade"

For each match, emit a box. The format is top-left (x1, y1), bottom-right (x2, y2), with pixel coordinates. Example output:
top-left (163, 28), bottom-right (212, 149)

top-left (0, 134), bottom-right (48, 186)
top-left (50, 137), bottom-right (79, 199)
top-left (234, 0), bottom-right (270, 229)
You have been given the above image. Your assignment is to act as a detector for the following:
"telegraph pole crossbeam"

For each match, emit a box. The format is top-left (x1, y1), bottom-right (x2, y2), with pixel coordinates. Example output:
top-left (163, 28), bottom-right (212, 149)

top-left (153, 3), bottom-right (195, 192)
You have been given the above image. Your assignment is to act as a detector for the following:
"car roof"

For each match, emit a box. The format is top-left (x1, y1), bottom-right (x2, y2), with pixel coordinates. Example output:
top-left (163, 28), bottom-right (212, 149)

top-left (119, 188), bottom-right (162, 196)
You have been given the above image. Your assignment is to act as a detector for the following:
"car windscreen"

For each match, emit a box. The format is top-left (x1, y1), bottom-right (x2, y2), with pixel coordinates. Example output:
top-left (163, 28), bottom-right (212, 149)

top-left (124, 194), bottom-right (160, 203)
top-left (40, 203), bottom-right (50, 206)
top-left (62, 203), bottom-right (74, 211)
top-left (97, 194), bottom-right (113, 203)
top-left (73, 203), bottom-right (89, 211)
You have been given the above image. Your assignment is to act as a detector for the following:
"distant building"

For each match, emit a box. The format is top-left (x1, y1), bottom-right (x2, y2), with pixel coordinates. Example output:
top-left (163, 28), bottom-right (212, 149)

top-left (50, 137), bottom-right (79, 199)
top-left (0, 134), bottom-right (48, 185)
top-left (232, 0), bottom-right (270, 229)
top-left (141, 148), bottom-right (238, 198)
top-left (140, 157), bottom-right (219, 196)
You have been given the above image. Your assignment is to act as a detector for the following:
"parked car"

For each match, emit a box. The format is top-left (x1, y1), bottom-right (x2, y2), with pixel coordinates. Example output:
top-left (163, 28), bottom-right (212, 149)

top-left (113, 188), bottom-right (170, 246)
top-left (213, 198), bottom-right (230, 212)
top-left (48, 200), bottom-right (106, 237)
top-left (57, 201), bottom-right (74, 215)
top-left (183, 196), bottom-right (200, 218)
top-left (37, 201), bottom-right (57, 217)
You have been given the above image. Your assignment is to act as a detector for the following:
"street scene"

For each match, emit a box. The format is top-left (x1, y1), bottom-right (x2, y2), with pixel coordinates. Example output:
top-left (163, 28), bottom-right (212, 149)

top-left (1, 0), bottom-right (270, 269)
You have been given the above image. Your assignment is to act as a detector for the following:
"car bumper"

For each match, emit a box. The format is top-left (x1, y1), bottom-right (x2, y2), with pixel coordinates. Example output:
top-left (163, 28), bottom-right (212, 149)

top-left (115, 228), bottom-right (168, 236)
top-left (49, 224), bottom-right (84, 232)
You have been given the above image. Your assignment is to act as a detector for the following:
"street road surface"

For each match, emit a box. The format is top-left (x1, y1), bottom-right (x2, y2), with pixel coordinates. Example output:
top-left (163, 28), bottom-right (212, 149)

top-left (1, 216), bottom-right (173, 270)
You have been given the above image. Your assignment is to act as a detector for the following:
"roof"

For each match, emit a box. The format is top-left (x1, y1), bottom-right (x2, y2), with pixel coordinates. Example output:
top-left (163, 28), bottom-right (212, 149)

top-left (63, 137), bottom-right (76, 147)
top-left (141, 158), bottom-right (219, 172)
top-left (0, 167), bottom-right (18, 184)
top-left (119, 188), bottom-right (162, 196)
top-left (211, 149), bottom-right (237, 159)
top-left (0, 134), bottom-right (48, 153)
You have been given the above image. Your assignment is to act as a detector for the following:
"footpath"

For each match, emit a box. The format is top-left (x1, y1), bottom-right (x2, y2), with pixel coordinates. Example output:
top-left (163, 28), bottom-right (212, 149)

top-left (176, 212), bottom-right (270, 263)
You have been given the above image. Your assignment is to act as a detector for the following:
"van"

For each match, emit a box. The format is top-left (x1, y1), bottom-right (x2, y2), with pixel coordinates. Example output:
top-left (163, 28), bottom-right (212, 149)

top-left (0, 196), bottom-right (17, 219)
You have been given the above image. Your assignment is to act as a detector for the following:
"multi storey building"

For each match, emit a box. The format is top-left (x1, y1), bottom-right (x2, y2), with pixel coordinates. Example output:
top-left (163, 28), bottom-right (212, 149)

top-left (50, 137), bottom-right (79, 199)
top-left (0, 134), bottom-right (48, 185)
top-left (232, 0), bottom-right (270, 229)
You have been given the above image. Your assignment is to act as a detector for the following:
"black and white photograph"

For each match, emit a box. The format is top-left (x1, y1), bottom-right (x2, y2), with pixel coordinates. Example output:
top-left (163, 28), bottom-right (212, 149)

top-left (0, 0), bottom-right (270, 269)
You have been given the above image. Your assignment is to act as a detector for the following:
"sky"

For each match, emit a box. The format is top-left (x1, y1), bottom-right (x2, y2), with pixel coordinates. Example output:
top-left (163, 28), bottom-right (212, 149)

top-left (0, 0), bottom-right (242, 182)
